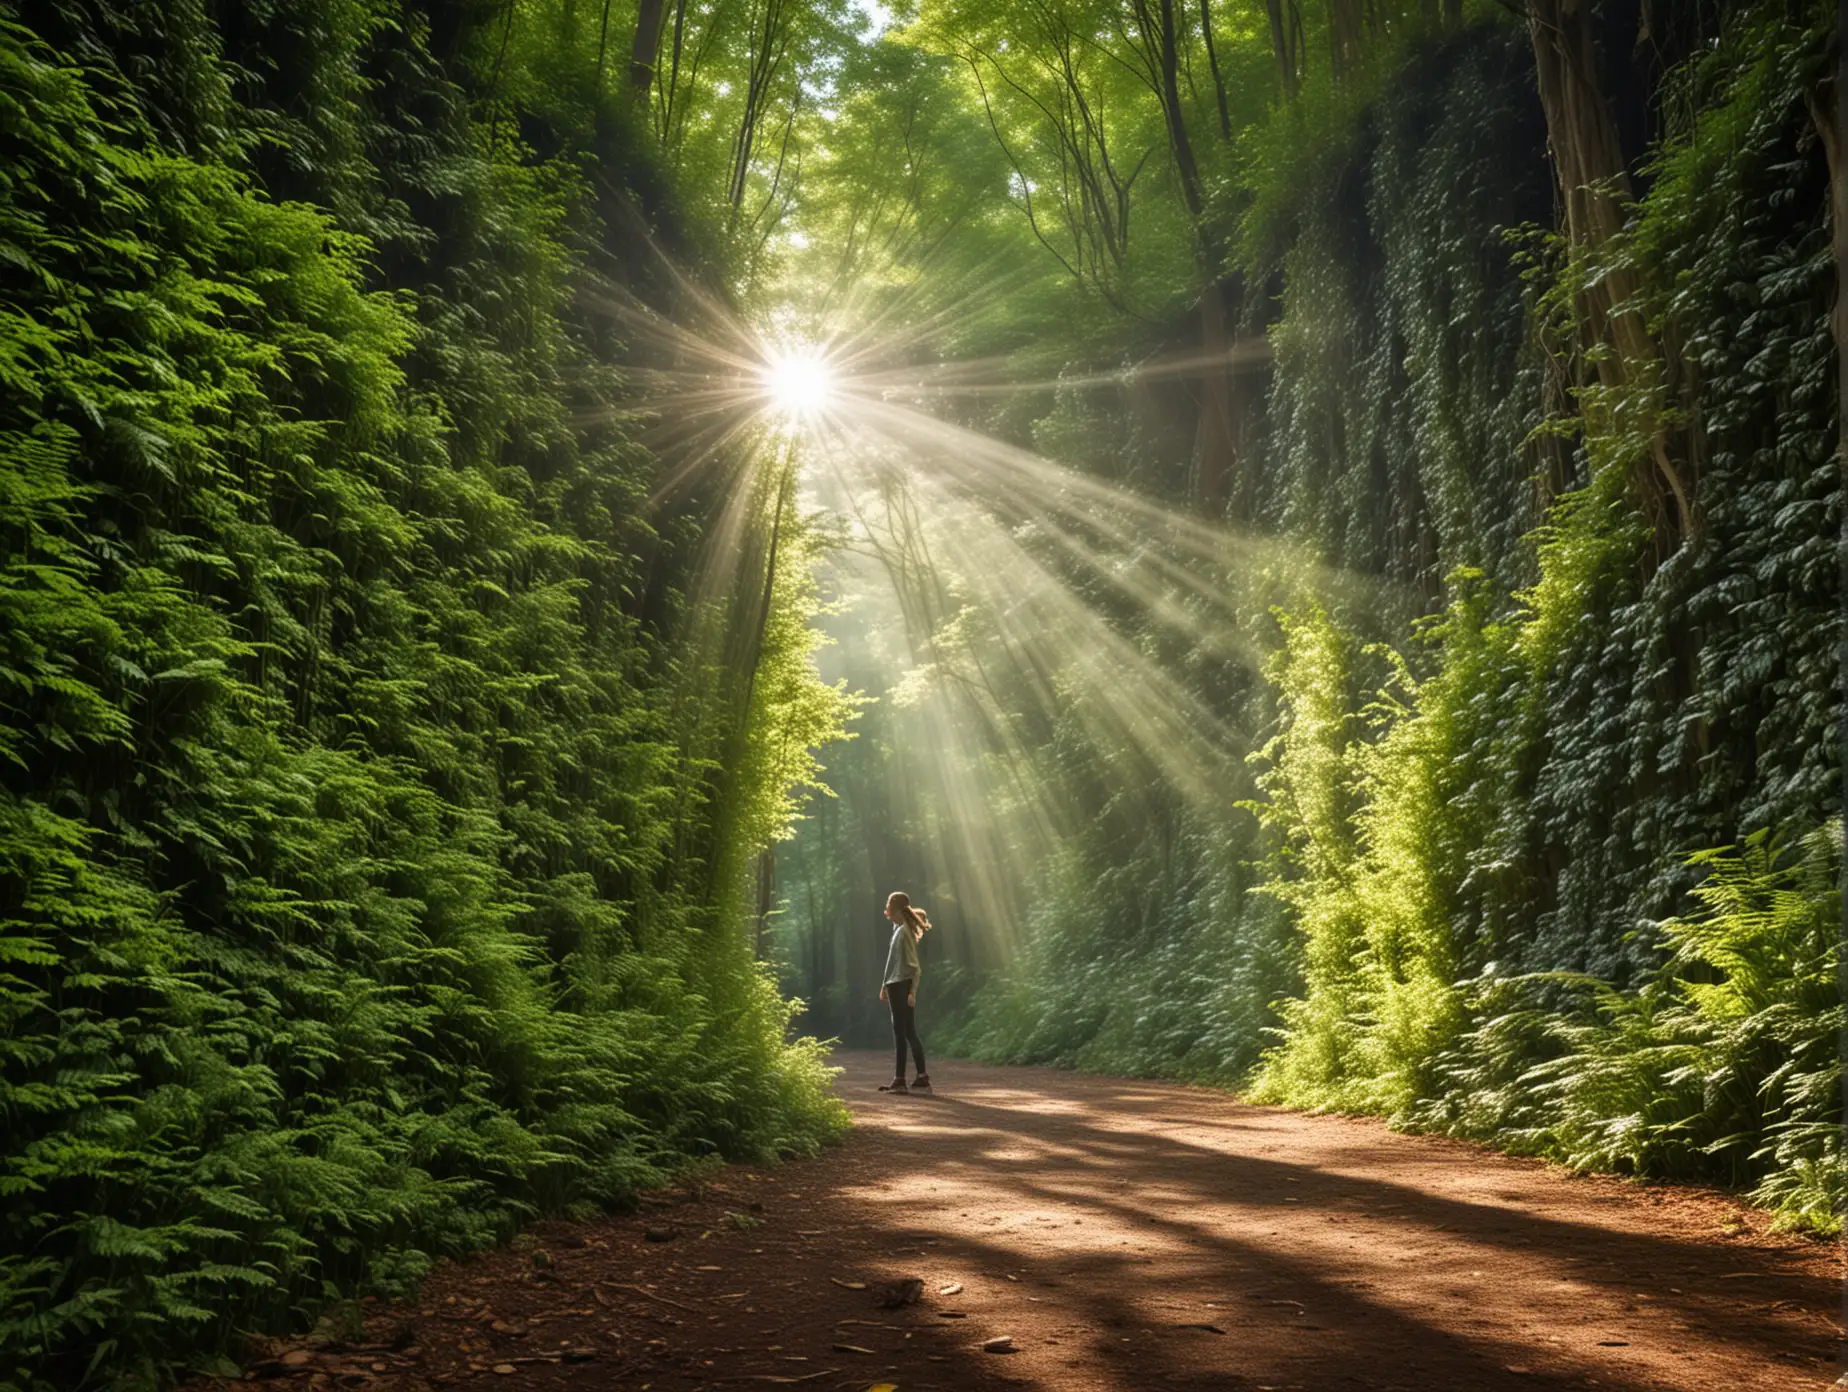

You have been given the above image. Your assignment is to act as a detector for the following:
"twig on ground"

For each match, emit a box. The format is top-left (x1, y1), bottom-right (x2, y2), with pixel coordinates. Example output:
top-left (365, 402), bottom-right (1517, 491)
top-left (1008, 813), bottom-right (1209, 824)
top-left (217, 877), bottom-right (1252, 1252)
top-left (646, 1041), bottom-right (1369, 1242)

top-left (717, 1367), bottom-right (839, 1383)
top-left (602, 1281), bottom-right (697, 1313)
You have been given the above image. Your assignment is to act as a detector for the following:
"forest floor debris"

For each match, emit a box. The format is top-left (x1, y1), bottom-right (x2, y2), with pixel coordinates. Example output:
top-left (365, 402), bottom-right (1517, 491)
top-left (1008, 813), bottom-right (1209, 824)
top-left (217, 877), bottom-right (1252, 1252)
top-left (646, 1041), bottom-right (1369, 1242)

top-left (196, 1053), bottom-right (1842, 1391)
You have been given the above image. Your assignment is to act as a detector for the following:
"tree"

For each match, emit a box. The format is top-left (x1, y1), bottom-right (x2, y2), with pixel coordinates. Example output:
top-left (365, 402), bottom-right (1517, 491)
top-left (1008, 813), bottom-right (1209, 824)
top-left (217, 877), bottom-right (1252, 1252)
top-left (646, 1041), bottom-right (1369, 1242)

top-left (1528, 0), bottom-right (1698, 551)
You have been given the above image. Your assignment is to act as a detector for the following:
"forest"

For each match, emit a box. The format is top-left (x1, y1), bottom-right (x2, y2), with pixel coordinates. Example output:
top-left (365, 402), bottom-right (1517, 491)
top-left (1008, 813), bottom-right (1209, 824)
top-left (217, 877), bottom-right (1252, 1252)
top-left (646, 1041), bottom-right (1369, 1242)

top-left (0, 0), bottom-right (1840, 1388)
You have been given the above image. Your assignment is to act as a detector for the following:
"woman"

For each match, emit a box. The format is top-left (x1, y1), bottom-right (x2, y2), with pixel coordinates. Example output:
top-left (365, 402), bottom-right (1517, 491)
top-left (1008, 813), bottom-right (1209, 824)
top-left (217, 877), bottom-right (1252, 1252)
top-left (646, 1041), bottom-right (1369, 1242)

top-left (877, 891), bottom-right (931, 1094)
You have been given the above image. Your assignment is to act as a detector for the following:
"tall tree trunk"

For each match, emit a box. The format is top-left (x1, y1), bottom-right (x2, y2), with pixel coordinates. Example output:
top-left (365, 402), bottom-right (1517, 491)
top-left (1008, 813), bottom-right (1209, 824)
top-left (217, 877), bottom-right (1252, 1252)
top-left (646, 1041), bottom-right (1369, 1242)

top-left (631, 0), bottom-right (668, 94)
top-left (729, 0), bottom-right (790, 213)
top-left (701, 461), bottom-right (793, 905)
top-left (1328, 0), bottom-right (1365, 80)
top-left (1144, 0), bottom-right (1233, 513)
top-left (738, 462), bottom-right (792, 725)
top-left (1155, 0), bottom-right (1203, 218)
top-left (753, 846), bottom-right (775, 960)
top-left (659, 0), bottom-right (690, 140)
top-left (1198, 0), bottom-right (1232, 139)
top-left (1529, 0), bottom-right (1695, 552)
top-left (594, 0), bottom-right (614, 91)
top-left (1265, 0), bottom-right (1301, 98)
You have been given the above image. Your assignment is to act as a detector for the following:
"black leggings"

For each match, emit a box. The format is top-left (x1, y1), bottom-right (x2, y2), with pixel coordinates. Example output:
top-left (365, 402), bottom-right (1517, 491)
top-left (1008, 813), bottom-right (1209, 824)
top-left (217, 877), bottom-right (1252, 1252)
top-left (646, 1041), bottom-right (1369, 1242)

top-left (887, 981), bottom-right (926, 1079)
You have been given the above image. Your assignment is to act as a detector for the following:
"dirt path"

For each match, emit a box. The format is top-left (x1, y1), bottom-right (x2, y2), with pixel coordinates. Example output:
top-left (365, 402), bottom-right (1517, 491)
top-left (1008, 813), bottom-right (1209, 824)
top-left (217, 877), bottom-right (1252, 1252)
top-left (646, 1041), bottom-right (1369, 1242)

top-left (229, 1053), bottom-right (1842, 1391)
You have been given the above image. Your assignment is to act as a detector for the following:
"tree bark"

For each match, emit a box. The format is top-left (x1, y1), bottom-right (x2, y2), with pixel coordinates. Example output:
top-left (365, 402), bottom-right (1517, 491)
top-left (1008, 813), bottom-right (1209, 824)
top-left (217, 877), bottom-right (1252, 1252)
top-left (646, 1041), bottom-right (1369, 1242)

top-left (729, 0), bottom-right (791, 214)
top-left (1198, 0), bottom-right (1232, 139)
top-left (1328, 0), bottom-right (1365, 80)
top-left (1265, 0), bottom-right (1301, 99)
top-left (738, 461), bottom-right (792, 726)
top-left (1141, 0), bottom-right (1233, 512)
top-left (595, 0), bottom-right (615, 91)
top-left (631, 0), bottom-right (669, 94)
top-left (1138, 0), bottom-right (1212, 217)
top-left (753, 846), bottom-right (776, 960)
top-left (659, 0), bottom-right (690, 139)
top-left (1528, 0), bottom-right (1695, 551)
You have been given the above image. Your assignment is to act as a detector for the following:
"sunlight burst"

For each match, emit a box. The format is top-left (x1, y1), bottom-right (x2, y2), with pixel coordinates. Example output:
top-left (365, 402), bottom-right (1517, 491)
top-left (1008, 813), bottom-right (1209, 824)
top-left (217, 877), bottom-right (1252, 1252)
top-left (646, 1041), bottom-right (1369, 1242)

top-left (762, 347), bottom-right (835, 417)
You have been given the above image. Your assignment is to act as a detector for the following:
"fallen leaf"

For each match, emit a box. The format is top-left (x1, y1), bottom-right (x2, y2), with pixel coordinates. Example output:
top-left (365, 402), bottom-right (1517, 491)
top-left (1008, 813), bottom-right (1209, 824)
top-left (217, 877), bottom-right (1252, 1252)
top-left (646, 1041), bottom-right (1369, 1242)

top-left (829, 1278), bottom-right (868, 1290)
top-left (867, 1384), bottom-right (899, 1392)
top-left (280, 1351), bottom-right (314, 1367)
top-left (697, 1265), bottom-right (724, 1272)
top-left (493, 1365), bottom-right (516, 1376)
top-left (1171, 1323), bottom-right (1227, 1335)
top-left (937, 1283), bottom-right (963, 1296)
top-left (983, 1335), bottom-right (1016, 1354)
top-left (935, 1311), bottom-right (967, 1319)
top-left (1597, 1341), bottom-right (1630, 1347)
top-left (831, 1343), bottom-right (877, 1354)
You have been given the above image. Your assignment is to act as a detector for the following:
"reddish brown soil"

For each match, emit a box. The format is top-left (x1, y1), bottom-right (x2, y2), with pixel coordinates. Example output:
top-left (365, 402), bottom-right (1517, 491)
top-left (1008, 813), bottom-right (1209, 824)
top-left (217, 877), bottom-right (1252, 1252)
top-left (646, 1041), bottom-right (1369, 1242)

top-left (218, 1052), bottom-right (1843, 1392)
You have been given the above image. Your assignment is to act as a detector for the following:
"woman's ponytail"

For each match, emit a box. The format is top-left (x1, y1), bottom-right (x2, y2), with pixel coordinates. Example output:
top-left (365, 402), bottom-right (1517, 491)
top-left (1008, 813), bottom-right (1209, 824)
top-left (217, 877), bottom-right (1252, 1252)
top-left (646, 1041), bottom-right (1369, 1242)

top-left (887, 891), bottom-right (930, 941)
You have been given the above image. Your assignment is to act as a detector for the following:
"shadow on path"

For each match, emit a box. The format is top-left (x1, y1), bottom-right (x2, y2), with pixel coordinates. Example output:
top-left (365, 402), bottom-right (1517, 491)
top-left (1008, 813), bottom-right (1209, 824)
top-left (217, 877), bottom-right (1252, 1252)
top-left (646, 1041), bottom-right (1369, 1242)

top-left (807, 1051), bottom-right (1840, 1392)
top-left (220, 1052), bottom-right (1840, 1392)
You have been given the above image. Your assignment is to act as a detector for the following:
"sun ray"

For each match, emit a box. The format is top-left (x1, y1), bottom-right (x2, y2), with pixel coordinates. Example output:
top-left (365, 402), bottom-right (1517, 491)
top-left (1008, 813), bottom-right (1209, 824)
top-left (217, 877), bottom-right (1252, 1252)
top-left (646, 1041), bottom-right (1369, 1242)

top-left (562, 248), bottom-right (1423, 966)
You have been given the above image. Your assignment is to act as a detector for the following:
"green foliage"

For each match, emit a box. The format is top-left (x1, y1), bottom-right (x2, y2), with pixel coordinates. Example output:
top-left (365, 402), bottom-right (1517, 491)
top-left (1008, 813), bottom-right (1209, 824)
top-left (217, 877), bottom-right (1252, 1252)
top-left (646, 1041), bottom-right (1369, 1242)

top-left (938, 815), bottom-right (1287, 1086)
top-left (1413, 823), bottom-right (1842, 1233)
top-left (1251, 577), bottom-right (1518, 1115)
top-left (0, 6), bottom-right (851, 1388)
top-left (787, 1), bottom-right (1840, 1242)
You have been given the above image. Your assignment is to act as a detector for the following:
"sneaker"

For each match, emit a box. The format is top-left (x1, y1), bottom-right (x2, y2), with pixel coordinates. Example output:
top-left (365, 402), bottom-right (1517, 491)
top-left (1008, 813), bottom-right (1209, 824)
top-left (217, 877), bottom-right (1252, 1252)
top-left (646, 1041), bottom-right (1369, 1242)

top-left (911, 1073), bottom-right (932, 1091)
top-left (877, 1078), bottom-right (909, 1094)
